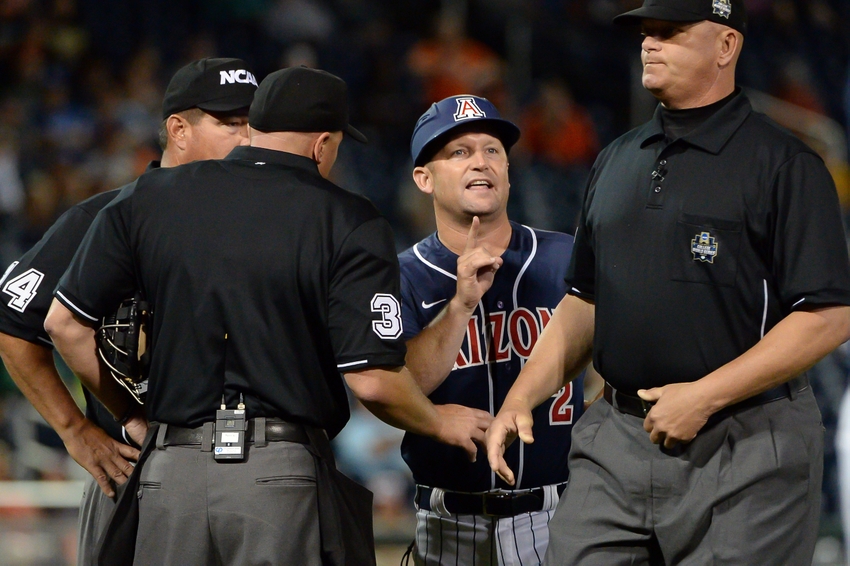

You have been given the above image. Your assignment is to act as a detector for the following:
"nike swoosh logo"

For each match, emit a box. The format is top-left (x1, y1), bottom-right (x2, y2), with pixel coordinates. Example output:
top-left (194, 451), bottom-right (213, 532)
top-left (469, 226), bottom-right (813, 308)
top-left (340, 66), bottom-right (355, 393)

top-left (421, 298), bottom-right (448, 309)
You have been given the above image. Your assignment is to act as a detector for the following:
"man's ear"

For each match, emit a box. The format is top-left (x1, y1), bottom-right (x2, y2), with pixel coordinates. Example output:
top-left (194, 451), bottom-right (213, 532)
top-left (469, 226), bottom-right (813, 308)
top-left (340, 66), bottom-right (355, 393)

top-left (412, 165), bottom-right (434, 195)
top-left (311, 132), bottom-right (332, 164)
top-left (166, 115), bottom-right (189, 151)
top-left (717, 29), bottom-right (741, 68)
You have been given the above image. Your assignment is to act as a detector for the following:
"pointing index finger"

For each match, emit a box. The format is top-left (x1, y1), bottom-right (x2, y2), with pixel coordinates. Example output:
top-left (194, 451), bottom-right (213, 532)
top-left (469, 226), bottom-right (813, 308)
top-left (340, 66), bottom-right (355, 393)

top-left (464, 216), bottom-right (480, 253)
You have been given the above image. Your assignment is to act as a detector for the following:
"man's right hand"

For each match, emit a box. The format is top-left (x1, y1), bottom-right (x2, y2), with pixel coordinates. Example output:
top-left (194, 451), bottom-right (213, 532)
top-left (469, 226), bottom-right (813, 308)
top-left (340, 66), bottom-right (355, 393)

top-left (64, 418), bottom-right (140, 498)
top-left (485, 405), bottom-right (535, 486)
top-left (455, 216), bottom-right (503, 312)
top-left (432, 404), bottom-right (493, 462)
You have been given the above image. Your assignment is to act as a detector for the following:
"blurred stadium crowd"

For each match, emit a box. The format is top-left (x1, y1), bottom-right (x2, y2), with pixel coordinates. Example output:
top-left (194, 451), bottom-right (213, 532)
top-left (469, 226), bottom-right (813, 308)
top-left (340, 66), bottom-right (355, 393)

top-left (0, 0), bottom-right (849, 562)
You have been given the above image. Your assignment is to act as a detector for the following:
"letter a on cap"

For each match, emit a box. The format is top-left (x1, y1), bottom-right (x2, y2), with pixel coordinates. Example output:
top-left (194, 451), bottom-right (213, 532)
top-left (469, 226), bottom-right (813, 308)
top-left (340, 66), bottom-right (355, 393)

top-left (454, 97), bottom-right (486, 121)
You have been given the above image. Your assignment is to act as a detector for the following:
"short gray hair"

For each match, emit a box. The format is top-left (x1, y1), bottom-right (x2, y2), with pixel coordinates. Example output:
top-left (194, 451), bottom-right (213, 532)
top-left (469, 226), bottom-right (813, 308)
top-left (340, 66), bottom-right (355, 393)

top-left (157, 108), bottom-right (205, 151)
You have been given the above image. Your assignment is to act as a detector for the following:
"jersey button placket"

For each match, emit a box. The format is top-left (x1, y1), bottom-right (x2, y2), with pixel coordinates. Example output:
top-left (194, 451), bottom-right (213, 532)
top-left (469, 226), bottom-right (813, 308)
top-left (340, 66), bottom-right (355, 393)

top-left (647, 157), bottom-right (668, 208)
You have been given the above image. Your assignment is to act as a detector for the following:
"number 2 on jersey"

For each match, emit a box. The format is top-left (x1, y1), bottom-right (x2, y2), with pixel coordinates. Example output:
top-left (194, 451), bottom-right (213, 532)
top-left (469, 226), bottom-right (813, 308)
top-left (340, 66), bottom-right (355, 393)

top-left (549, 383), bottom-right (574, 425)
top-left (2, 268), bottom-right (44, 313)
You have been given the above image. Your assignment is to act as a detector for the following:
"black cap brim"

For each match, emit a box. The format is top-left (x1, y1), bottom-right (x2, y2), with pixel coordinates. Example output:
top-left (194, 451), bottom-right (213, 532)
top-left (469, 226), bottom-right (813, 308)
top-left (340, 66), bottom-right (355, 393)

top-left (346, 124), bottom-right (368, 144)
top-left (195, 94), bottom-right (256, 115)
top-left (613, 6), bottom-right (704, 25)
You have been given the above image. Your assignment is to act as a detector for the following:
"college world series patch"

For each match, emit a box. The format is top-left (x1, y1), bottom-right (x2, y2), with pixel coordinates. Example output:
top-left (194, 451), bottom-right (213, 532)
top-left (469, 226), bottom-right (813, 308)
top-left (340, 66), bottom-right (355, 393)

top-left (692, 231), bottom-right (718, 263)
top-left (712, 0), bottom-right (732, 19)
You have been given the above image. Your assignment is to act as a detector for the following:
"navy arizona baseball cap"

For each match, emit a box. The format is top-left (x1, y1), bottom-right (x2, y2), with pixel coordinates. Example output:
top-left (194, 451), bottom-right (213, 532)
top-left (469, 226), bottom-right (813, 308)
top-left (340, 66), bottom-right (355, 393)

top-left (613, 0), bottom-right (747, 35)
top-left (249, 66), bottom-right (367, 143)
top-left (162, 58), bottom-right (258, 119)
top-left (410, 95), bottom-right (521, 167)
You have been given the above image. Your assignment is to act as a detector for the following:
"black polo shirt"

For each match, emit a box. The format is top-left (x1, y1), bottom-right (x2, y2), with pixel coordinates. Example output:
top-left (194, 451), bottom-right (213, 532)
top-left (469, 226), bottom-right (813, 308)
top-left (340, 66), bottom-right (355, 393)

top-left (0, 188), bottom-right (125, 442)
top-left (56, 146), bottom-right (406, 437)
top-left (566, 90), bottom-right (850, 393)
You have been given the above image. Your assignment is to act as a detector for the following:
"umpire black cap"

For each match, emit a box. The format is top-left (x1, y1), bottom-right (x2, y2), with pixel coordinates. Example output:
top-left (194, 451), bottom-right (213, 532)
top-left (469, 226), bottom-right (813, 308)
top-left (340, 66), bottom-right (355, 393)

top-left (162, 58), bottom-right (258, 119)
top-left (249, 66), bottom-right (367, 143)
top-left (614, 0), bottom-right (747, 35)
top-left (410, 95), bottom-right (520, 167)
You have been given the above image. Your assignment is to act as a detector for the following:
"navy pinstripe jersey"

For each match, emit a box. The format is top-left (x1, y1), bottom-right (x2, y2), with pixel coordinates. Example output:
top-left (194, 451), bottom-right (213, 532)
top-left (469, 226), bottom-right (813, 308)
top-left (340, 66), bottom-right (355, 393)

top-left (399, 221), bottom-right (583, 492)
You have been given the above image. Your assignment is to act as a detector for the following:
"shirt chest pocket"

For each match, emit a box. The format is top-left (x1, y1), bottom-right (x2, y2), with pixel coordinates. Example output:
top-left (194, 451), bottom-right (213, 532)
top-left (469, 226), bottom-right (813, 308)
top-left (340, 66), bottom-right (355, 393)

top-left (671, 213), bottom-right (742, 287)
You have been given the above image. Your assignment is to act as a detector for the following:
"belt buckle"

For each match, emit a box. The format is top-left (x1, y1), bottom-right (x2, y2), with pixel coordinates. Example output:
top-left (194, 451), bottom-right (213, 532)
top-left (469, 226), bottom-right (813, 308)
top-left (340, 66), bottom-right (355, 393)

top-left (640, 398), bottom-right (653, 416)
top-left (481, 490), bottom-right (512, 516)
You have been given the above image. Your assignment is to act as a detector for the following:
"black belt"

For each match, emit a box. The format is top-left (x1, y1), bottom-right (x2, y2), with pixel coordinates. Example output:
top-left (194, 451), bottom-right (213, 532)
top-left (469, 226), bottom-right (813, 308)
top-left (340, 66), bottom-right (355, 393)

top-left (603, 375), bottom-right (809, 419)
top-left (415, 483), bottom-right (566, 517)
top-left (161, 418), bottom-right (309, 448)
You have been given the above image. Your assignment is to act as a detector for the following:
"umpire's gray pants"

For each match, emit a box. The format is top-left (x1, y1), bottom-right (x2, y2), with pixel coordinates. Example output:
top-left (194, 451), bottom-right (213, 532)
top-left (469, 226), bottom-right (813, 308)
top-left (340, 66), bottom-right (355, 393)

top-left (133, 439), bottom-right (321, 566)
top-left (545, 388), bottom-right (823, 565)
top-left (77, 475), bottom-right (120, 565)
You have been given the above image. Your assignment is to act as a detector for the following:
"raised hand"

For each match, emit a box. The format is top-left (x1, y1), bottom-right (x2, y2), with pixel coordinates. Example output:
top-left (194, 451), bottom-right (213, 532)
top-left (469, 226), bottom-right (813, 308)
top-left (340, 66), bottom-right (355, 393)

top-left (455, 216), bottom-right (503, 312)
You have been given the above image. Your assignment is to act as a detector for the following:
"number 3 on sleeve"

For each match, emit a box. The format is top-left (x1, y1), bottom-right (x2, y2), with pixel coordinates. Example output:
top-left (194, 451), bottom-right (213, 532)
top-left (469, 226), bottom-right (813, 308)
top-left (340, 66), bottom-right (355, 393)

top-left (370, 293), bottom-right (403, 340)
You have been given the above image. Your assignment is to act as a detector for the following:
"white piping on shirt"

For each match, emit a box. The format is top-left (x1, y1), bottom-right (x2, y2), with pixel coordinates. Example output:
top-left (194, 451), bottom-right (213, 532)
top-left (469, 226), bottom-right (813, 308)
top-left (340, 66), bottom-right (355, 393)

top-left (480, 298), bottom-right (497, 491)
top-left (55, 290), bottom-right (99, 322)
top-left (761, 279), bottom-right (769, 339)
top-left (0, 261), bottom-right (19, 287)
top-left (413, 244), bottom-right (457, 280)
top-left (513, 226), bottom-right (538, 315)
top-left (513, 226), bottom-right (538, 490)
top-left (337, 359), bottom-right (369, 369)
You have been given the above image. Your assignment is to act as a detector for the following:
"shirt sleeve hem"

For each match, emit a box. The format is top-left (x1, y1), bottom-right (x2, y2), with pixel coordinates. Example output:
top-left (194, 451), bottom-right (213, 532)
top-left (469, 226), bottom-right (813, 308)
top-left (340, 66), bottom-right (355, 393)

top-left (788, 292), bottom-right (850, 312)
top-left (0, 319), bottom-right (51, 347)
top-left (54, 288), bottom-right (100, 323)
top-left (566, 286), bottom-right (595, 302)
top-left (336, 353), bottom-right (406, 371)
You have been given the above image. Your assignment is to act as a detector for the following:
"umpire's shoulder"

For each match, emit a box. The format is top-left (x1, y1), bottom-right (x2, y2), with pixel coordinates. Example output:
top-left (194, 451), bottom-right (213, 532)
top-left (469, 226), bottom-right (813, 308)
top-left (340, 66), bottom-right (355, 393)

top-left (604, 118), bottom-right (652, 151)
top-left (38, 186), bottom-right (124, 240)
top-left (131, 160), bottom-right (196, 192)
top-left (73, 186), bottom-right (123, 218)
top-left (743, 108), bottom-right (823, 161)
top-left (309, 178), bottom-right (389, 235)
top-left (112, 163), bottom-right (178, 208)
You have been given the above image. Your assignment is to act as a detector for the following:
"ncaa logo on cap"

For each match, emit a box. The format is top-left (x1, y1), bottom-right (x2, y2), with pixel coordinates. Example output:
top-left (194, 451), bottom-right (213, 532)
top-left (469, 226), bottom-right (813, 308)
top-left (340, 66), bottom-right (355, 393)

top-left (220, 69), bottom-right (258, 87)
top-left (713, 0), bottom-right (732, 19)
top-left (454, 97), bottom-right (486, 122)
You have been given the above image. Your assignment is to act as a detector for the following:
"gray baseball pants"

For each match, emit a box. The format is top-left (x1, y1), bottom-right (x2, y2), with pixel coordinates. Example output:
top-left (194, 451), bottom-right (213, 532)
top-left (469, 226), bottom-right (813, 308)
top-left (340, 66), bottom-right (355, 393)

top-left (132, 439), bottom-right (322, 565)
top-left (545, 387), bottom-right (823, 565)
top-left (77, 475), bottom-right (120, 565)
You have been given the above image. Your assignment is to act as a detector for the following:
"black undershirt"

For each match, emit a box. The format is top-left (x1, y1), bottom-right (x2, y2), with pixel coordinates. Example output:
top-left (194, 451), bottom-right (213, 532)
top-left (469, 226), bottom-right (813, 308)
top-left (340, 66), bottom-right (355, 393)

top-left (660, 88), bottom-right (739, 140)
